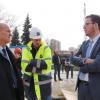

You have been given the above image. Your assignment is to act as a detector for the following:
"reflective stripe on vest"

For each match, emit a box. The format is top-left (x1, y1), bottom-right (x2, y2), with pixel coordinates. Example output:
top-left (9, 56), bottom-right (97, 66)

top-left (34, 74), bottom-right (41, 100)
top-left (23, 79), bottom-right (51, 86)
top-left (21, 60), bottom-right (30, 63)
top-left (22, 57), bottom-right (51, 63)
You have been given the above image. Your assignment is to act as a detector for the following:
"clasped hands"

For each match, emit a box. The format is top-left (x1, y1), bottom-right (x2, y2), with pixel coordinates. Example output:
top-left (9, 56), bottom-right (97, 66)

top-left (84, 58), bottom-right (94, 64)
top-left (70, 56), bottom-right (94, 66)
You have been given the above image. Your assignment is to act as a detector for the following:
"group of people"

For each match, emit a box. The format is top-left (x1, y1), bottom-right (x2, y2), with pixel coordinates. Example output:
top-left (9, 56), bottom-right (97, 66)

top-left (0, 24), bottom-right (52, 100)
top-left (0, 13), bottom-right (100, 100)
top-left (52, 50), bottom-right (74, 81)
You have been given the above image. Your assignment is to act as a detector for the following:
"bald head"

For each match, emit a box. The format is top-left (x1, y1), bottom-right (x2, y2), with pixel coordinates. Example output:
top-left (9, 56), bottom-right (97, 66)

top-left (0, 23), bottom-right (10, 31)
top-left (0, 23), bottom-right (11, 46)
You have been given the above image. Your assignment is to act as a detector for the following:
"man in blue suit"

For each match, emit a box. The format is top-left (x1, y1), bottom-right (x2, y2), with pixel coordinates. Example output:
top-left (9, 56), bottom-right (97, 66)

top-left (71, 14), bottom-right (100, 100)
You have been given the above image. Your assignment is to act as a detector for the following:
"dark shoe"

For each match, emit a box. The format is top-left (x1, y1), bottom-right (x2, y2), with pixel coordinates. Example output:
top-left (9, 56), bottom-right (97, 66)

top-left (59, 79), bottom-right (63, 81)
top-left (54, 79), bottom-right (57, 82)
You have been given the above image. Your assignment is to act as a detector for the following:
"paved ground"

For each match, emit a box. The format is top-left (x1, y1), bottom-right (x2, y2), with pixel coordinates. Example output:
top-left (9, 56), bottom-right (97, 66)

top-left (51, 70), bottom-right (78, 99)
top-left (25, 70), bottom-right (78, 100)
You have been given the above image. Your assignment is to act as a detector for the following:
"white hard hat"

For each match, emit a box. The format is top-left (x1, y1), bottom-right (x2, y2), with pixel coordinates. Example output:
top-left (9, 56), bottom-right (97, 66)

top-left (30, 27), bottom-right (42, 39)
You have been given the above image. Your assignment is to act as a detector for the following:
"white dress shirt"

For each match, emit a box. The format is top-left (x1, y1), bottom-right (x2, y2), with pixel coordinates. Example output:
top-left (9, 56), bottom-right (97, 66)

top-left (79, 34), bottom-right (100, 81)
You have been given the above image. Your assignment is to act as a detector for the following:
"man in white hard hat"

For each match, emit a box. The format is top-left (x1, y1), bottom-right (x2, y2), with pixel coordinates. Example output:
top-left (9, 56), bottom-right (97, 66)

top-left (30, 27), bottom-right (42, 39)
top-left (21, 27), bottom-right (52, 100)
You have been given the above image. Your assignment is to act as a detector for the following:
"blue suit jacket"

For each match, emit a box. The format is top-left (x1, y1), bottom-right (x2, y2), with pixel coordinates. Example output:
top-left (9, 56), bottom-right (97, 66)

top-left (73, 37), bottom-right (100, 100)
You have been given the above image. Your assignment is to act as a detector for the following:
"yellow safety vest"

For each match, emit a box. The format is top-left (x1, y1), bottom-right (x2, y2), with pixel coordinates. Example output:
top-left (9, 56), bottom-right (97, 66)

top-left (21, 41), bottom-right (52, 100)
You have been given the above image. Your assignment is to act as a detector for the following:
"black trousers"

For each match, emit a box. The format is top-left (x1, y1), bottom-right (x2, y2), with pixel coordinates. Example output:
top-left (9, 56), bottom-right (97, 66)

top-left (54, 64), bottom-right (61, 81)
top-left (78, 82), bottom-right (93, 100)
top-left (65, 66), bottom-right (73, 79)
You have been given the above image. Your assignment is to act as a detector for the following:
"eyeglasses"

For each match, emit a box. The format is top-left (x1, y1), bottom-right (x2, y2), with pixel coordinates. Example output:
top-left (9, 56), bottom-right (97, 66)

top-left (84, 22), bottom-right (94, 26)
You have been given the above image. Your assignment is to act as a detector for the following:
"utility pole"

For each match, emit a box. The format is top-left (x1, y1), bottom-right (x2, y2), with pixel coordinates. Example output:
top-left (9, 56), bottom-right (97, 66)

top-left (84, 2), bottom-right (86, 18)
top-left (84, 2), bottom-right (87, 41)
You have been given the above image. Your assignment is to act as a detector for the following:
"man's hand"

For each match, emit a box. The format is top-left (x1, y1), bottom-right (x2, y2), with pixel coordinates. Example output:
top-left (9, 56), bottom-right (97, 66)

top-left (70, 56), bottom-right (85, 66)
top-left (84, 58), bottom-right (94, 64)
top-left (15, 53), bottom-right (21, 59)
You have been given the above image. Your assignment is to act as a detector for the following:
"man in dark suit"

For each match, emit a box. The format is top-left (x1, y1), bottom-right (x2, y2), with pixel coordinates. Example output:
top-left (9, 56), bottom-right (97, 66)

top-left (0, 23), bottom-right (24, 100)
top-left (65, 58), bottom-right (73, 79)
top-left (71, 14), bottom-right (100, 100)
top-left (52, 50), bottom-right (62, 81)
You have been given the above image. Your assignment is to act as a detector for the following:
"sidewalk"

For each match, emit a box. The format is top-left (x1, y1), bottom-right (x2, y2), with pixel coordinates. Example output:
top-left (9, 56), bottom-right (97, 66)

top-left (52, 70), bottom-right (78, 100)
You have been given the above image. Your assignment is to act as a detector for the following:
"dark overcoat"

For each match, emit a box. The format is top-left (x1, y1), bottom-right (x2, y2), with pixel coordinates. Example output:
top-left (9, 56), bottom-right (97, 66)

top-left (0, 46), bottom-right (24, 100)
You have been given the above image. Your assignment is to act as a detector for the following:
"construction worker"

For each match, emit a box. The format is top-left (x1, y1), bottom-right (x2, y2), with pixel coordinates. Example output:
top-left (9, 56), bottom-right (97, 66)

top-left (21, 27), bottom-right (52, 100)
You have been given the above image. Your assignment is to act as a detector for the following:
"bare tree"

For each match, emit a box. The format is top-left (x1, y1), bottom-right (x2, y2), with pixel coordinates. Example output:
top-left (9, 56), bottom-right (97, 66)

top-left (0, 6), bottom-right (17, 28)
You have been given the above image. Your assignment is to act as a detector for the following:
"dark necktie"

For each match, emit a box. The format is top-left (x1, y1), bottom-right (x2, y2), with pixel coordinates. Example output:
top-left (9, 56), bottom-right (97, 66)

top-left (2, 48), bottom-right (7, 57)
top-left (2, 48), bottom-right (17, 88)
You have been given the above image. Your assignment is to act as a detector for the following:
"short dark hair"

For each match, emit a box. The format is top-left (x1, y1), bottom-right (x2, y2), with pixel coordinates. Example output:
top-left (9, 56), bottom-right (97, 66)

top-left (85, 14), bottom-right (100, 30)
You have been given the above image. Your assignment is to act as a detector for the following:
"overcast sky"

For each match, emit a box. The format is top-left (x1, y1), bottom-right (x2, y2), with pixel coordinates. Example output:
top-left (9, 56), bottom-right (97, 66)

top-left (0, 0), bottom-right (100, 50)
